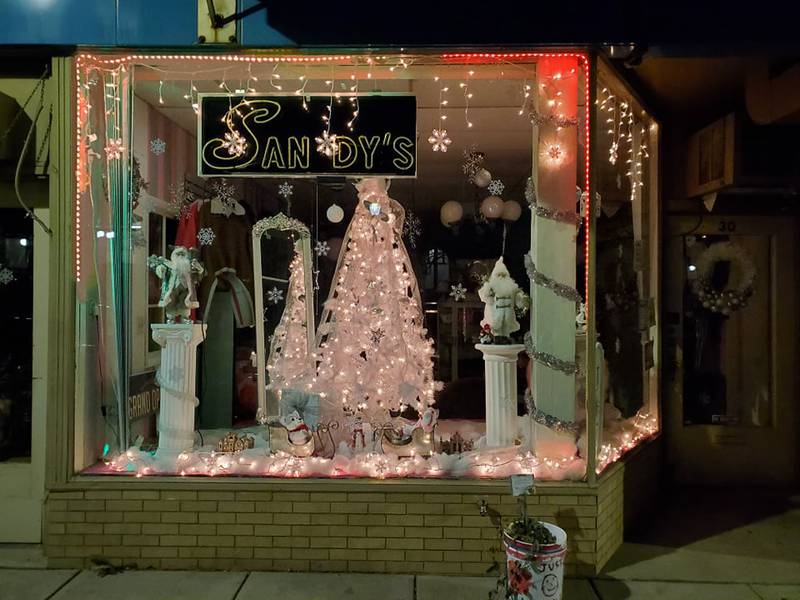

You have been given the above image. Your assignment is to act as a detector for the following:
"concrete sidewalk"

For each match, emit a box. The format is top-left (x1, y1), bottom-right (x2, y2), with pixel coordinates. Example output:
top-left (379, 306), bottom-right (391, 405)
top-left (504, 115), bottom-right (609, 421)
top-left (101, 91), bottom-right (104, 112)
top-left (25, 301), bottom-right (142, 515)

top-left (1, 569), bottom-right (799, 600)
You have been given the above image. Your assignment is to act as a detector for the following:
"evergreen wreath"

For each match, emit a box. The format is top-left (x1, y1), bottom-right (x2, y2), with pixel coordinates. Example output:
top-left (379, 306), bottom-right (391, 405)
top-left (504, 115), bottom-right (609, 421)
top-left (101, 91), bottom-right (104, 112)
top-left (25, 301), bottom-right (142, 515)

top-left (692, 242), bottom-right (756, 315)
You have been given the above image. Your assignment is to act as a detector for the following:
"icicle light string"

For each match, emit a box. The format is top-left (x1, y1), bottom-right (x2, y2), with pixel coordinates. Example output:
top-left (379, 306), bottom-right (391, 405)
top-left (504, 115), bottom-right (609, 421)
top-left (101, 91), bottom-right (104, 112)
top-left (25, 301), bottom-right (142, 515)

top-left (459, 69), bottom-right (475, 128)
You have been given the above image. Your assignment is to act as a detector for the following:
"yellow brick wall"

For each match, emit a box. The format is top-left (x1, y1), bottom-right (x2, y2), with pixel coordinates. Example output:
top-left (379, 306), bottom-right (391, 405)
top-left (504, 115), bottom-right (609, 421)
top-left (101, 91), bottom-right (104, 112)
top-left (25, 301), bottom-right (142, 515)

top-left (43, 485), bottom-right (597, 575)
top-left (42, 441), bottom-right (660, 576)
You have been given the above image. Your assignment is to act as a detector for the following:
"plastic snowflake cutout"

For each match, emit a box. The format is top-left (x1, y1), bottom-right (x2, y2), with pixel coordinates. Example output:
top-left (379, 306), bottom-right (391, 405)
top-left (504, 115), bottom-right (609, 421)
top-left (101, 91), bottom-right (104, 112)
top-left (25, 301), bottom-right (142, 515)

top-left (402, 211), bottom-right (422, 249)
top-left (449, 283), bottom-right (467, 302)
top-left (487, 179), bottom-right (505, 196)
top-left (0, 267), bottom-right (14, 285)
top-left (105, 138), bottom-right (125, 160)
top-left (149, 138), bottom-right (166, 155)
top-left (314, 240), bottom-right (330, 257)
top-left (278, 181), bottom-right (293, 200)
top-left (267, 287), bottom-right (284, 305)
top-left (221, 130), bottom-right (248, 157)
top-left (210, 178), bottom-right (238, 215)
top-left (370, 328), bottom-right (386, 346)
top-left (197, 227), bottom-right (215, 246)
top-left (546, 143), bottom-right (563, 161)
top-left (315, 131), bottom-right (339, 157)
top-left (427, 128), bottom-right (452, 152)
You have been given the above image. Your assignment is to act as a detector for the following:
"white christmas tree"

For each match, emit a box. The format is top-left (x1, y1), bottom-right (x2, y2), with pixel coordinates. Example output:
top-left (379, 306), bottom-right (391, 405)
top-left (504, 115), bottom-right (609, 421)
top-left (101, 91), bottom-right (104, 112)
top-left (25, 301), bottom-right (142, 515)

top-left (266, 249), bottom-right (314, 390)
top-left (315, 178), bottom-right (439, 423)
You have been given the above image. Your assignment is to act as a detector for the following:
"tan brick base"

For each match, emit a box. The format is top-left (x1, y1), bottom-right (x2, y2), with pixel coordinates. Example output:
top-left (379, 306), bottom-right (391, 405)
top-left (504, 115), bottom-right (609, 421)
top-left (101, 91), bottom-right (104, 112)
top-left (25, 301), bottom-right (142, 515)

top-left (43, 439), bottom-right (660, 575)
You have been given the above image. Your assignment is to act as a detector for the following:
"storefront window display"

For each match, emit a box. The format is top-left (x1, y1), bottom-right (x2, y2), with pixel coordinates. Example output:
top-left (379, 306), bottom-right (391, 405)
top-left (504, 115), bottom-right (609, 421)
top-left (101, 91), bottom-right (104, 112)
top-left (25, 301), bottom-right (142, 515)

top-left (73, 52), bottom-right (658, 481)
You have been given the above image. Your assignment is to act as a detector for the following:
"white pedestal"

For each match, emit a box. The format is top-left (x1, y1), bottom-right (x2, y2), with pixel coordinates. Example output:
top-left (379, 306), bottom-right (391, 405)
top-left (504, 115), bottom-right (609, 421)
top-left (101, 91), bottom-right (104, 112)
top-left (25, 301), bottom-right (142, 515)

top-left (151, 323), bottom-right (206, 456)
top-left (476, 344), bottom-right (525, 447)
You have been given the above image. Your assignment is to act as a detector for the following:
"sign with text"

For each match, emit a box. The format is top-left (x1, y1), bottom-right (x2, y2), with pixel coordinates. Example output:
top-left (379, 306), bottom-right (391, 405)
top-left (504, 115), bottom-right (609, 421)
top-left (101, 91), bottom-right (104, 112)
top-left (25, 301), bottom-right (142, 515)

top-left (127, 371), bottom-right (160, 421)
top-left (199, 94), bottom-right (417, 178)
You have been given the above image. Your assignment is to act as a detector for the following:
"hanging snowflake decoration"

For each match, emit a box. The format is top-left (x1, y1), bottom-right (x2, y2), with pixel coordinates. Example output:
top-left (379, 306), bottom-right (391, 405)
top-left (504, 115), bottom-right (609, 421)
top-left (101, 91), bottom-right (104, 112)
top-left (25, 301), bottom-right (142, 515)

top-left (449, 283), bottom-right (467, 302)
top-left (370, 328), bottom-right (386, 346)
top-left (169, 182), bottom-right (196, 220)
top-left (427, 128), bottom-right (452, 152)
top-left (197, 227), bottom-right (216, 246)
top-left (0, 267), bottom-right (14, 285)
top-left (315, 131), bottom-right (339, 157)
top-left (487, 179), bottom-right (505, 196)
top-left (210, 178), bottom-right (238, 215)
top-left (267, 287), bottom-right (284, 305)
top-left (105, 138), bottom-right (125, 160)
top-left (402, 211), bottom-right (422, 249)
top-left (221, 130), bottom-right (248, 157)
top-left (278, 181), bottom-right (294, 200)
top-left (462, 145), bottom-right (485, 182)
top-left (314, 240), bottom-right (330, 257)
top-left (149, 137), bottom-right (166, 155)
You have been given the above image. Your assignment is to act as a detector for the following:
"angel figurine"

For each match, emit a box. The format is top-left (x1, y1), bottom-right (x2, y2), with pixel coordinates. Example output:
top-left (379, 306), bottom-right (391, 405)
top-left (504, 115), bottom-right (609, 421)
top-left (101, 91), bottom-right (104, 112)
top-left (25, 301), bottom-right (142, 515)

top-left (478, 258), bottom-right (530, 341)
top-left (148, 247), bottom-right (205, 323)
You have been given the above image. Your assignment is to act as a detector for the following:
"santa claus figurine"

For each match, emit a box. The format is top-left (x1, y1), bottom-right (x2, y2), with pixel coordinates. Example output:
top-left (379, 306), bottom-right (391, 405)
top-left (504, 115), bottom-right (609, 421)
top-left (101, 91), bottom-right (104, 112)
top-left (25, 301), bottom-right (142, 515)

top-left (478, 258), bottom-right (530, 342)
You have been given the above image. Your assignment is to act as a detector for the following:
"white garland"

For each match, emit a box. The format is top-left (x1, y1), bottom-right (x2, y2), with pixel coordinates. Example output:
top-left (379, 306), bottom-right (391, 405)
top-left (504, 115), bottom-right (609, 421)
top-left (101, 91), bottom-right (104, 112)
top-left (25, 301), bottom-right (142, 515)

top-left (692, 242), bottom-right (756, 315)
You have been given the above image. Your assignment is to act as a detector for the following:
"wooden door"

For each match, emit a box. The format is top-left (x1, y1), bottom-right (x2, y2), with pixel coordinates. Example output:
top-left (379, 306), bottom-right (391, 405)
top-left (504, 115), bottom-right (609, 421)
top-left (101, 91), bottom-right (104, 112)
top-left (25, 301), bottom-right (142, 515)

top-left (664, 215), bottom-right (797, 485)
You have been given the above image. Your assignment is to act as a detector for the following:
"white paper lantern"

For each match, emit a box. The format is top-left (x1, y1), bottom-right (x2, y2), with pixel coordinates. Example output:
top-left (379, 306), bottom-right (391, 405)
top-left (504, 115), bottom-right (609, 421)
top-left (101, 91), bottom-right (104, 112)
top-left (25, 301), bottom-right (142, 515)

top-left (502, 200), bottom-right (522, 222)
top-left (326, 203), bottom-right (344, 223)
top-left (440, 200), bottom-right (464, 226)
top-left (480, 195), bottom-right (504, 219)
top-left (473, 168), bottom-right (492, 188)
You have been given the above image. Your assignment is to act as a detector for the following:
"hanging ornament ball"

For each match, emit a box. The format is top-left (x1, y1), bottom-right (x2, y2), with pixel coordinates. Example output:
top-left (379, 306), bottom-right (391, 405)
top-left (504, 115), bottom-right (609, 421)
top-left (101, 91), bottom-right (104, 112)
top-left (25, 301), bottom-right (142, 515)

top-left (501, 199), bottom-right (522, 222)
top-left (440, 200), bottom-right (464, 226)
top-left (326, 237), bottom-right (343, 261)
top-left (473, 168), bottom-right (492, 188)
top-left (326, 203), bottom-right (344, 223)
top-left (480, 195), bottom-right (504, 219)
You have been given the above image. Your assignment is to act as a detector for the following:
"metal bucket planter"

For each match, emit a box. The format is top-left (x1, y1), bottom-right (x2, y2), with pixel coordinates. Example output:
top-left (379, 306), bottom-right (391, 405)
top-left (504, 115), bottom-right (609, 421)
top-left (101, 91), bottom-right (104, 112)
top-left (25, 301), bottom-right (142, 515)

top-left (503, 522), bottom-right (567, 600)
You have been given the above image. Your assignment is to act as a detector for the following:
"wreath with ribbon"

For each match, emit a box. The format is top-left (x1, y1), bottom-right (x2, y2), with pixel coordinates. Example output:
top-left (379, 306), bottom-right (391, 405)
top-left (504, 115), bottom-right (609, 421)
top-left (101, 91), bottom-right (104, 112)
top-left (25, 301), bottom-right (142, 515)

top-left (692, 242), bottom-right (756, 315)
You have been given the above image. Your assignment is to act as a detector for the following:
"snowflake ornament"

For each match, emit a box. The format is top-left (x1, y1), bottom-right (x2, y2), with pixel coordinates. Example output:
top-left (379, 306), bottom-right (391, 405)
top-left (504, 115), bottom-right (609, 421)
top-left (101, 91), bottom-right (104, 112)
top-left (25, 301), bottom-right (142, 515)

top-left (197, 227), bottom-right (215, 246)
top-left (402, 211), bottom-right (422, 249)
top-left (314, 240), bottom-right (330, 257)
top-left (105, 138), bottom-right (125, 160)
top-left (278, 181), bottom-right (294, 200)
top-left (149, 138), bottom-right (166, 155)
top-left (487, 179), bottom-right (505, 196)
top-left (169, 182), bottom-right (196, 220)
top-left (370, 328), bottom-right (386, 346)
top-left (0, 267), bottom-right (14, 285)
top-left (267, 287), bottom-right (284, 305)
top-left (427, 128), bottom-right (452, 152)
top-left (315, 131), bottom-right (339, 157)
top-left (546, 143), bottom-right (563, 161)
top-left (449, 283), bottom-right (467, 302)
top-left (210, 178), bottom-right (238, 215)
top-left (462, 145), bottom-right (485, 182)
top-left (221, 130), bottom-right (248, 157)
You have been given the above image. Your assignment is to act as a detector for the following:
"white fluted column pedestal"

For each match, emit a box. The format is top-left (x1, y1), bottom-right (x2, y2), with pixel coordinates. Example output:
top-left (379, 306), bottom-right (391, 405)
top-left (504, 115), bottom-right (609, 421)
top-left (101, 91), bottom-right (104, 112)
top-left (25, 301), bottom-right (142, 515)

top-left (476, 344), bottom-right (525, 447)
top-left (151, 323), bottom-right (206, 457)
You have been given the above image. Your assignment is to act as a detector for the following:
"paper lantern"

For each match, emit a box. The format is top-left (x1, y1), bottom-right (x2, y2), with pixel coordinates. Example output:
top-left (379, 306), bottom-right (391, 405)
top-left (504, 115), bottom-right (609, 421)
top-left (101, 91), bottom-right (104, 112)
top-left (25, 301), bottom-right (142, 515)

top-left (473, 168), bottom-right (492, 188)
top-left (440, 200), bottom-right (464, 226)
top-left (480, 195), bottom-right (504, 219)
top-left (326, 203), bottom-right (344, 223)
top-left (502, 200), bottom-right (522, 222)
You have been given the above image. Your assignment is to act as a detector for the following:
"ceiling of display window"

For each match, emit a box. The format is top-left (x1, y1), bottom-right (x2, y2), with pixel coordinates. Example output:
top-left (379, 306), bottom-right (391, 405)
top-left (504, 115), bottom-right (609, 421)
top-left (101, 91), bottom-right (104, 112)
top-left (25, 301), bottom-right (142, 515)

top-left (132, 57), bottom-right (550, 213)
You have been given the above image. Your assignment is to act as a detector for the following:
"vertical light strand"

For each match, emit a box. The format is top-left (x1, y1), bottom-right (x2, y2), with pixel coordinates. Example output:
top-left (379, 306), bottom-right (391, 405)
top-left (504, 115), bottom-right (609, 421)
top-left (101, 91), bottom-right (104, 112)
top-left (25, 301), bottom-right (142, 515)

top-left (459, 69), bottom-right (475, 128)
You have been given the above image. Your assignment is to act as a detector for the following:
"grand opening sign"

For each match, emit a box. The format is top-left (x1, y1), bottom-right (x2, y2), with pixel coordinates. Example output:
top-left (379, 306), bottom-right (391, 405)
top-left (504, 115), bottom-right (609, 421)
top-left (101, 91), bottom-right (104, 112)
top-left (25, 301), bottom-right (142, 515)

top-left (199, 94), bottom-right (417, 177)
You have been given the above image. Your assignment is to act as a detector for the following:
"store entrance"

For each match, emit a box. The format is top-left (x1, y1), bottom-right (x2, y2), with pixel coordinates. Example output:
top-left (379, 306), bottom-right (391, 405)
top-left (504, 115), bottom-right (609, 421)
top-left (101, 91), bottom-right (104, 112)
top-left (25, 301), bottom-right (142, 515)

top-left (664, 215), bottom-right (798, 485)
top-left (0, 208), bottom-right (48, 542)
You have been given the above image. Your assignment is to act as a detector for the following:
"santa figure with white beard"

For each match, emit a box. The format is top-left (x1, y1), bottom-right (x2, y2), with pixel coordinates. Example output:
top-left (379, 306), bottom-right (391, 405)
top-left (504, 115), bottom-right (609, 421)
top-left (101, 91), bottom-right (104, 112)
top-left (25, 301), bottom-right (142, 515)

top-left (478, 258), bottom-right (530, 342)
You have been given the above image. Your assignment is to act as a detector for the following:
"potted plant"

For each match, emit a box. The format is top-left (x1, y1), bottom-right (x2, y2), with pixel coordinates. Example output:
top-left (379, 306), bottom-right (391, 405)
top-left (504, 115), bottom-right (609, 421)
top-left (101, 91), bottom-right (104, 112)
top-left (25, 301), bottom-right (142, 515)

top-left (481, 490), bottom-right (568, 600)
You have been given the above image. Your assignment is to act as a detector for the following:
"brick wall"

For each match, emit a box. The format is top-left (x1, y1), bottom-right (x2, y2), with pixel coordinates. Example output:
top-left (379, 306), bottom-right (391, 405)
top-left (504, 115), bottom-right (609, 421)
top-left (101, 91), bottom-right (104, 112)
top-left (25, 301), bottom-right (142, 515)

top-left (43, 441), bottom-right (660, 576)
